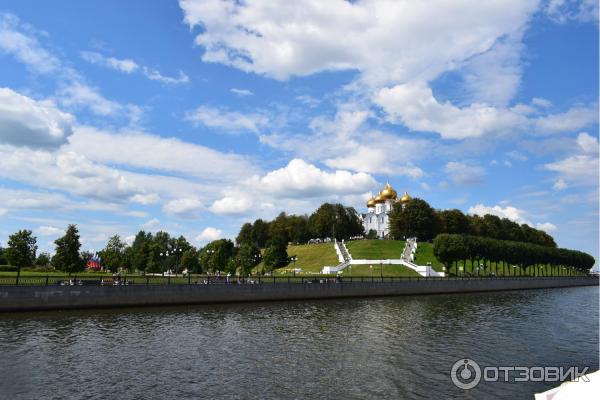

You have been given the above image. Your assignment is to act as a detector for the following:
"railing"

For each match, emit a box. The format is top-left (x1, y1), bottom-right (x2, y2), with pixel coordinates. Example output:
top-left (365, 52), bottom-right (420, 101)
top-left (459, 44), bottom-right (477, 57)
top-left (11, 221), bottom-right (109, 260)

top-left (0, 274), bottom-right (594, 286)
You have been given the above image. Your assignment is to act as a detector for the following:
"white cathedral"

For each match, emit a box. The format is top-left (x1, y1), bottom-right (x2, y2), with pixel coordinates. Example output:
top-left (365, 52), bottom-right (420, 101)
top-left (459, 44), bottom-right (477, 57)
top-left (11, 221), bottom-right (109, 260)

top-left (362, 182), bottom-right (411, 239)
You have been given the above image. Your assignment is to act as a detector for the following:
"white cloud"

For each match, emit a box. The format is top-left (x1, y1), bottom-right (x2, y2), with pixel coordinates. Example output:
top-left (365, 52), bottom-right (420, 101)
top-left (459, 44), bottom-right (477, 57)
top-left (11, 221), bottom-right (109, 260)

top-left (37, 226), bottom-right (61, 236)
top-left (130, 193), bottom-right (160, 205)
top-left (468, 203), bottom-right (530, 224)
top-left (163, 198), bottom-right (204, 218)
top-left (142, 218), bottom-right (160, 229)
top-left (185, 106), bottom-right (268, 134)
top-left (0, 88), bottom-right (74, 148)
top-left (544, 0), bottom-right (599, 23)
top-left (553, 178), bottom-right (568, 191)
top-left (67, 126), bottom-right (258, 181)
top-left (375, 81), bottom-right (528, 139)
top-left (0, 188), bottom-right (71, 211)
top-left (57, 82), bottom-right (142, 121)
top-left (535, 104), bottom-right (599, 134)
top-left (231, 88), bottom-right (253, 96)
top-left (0, 147), bottom-right (149, 202)
top-left (195, 227), bottom-right (223, 243)
top-left (142, 67), bottom-right (190, 84)
top-left (180, 0), bottom-right (537, 86)
top-left (81, 51), bottom-right (139, 73)
top-left (444, 162), bottom-right (486, 185)
top-left (576, 131), bottom-right (598, 154)
top-left (0, 13), bottom-right (60, 74)
top-left (532, 97), bottom-right (552, 108)
top-left (536, 222), bottom-right (558, 233)
top-left (81, 50), bottom-right (190, 84)
top-left (544, 155), bottom-right (599, 186)
top-left (210, 195), bottom-right (253, 216)
top-left (257, 159), bottom-right (377, 198)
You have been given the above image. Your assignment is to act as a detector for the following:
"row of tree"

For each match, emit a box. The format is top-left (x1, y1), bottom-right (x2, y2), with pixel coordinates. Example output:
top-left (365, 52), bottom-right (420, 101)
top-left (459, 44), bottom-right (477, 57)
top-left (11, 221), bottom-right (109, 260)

top-left (433, 233), bottom-right (595, 276)
top-left (0, 225), bottom-right (85, 274)
top-left (235, 203), bottom-right (364, 247)
top-left (388, 198), bottom-right (556, 247)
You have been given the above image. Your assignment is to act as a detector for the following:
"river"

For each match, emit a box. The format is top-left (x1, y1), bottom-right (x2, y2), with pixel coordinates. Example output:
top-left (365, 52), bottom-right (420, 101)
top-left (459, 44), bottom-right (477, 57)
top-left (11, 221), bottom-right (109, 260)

top-left (0, 286), bottom-right (598, 399)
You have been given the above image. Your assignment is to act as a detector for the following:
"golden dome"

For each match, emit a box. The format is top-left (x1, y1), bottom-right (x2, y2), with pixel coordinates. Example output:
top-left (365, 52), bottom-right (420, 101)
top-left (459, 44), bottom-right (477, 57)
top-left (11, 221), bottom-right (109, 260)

top-left (399, 191), bottom-right (411, 203)
top-left (366, 195), bottom-right (376, 208)
top-left (381, 182), bottom-right (397, 200)
top-left (374, 192), bottom-right (384, 203)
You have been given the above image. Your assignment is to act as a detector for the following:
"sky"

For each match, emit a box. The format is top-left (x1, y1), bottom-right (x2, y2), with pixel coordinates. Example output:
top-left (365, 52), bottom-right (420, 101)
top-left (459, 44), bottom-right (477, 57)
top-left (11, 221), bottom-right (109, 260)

top-left (0, 0), bottom-right (598, 262)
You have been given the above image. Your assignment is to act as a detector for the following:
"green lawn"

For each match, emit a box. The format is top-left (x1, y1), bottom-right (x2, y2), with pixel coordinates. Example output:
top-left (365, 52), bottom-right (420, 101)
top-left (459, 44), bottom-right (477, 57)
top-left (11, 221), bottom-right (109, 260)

top-left (282, 242), bottom-right (340, 273)
top-left (413, 242), bottom-right (444, 272)
top-left (342, 263), bottom-right (420, 277)
top-left (345, 240), bottom-right (405, 259)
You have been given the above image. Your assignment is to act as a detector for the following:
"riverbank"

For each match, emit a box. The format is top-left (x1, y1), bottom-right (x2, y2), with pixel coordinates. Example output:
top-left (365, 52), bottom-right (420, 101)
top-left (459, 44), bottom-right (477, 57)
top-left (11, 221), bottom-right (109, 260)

top-left (0, 276), bottom-right (596, 312)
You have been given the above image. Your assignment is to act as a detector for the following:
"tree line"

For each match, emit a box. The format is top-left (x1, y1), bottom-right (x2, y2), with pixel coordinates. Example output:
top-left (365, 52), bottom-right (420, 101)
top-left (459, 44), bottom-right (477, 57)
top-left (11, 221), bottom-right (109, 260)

top-left (433, 233), bottom-right (595, 276)
top-left (388, 198), bottom-right (557, 247)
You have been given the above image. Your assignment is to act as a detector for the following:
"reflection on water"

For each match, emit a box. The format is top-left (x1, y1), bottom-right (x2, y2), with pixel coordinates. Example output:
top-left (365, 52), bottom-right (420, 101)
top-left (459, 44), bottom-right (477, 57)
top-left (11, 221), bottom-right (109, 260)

top-left (1, 287), bottom-right (598, 399)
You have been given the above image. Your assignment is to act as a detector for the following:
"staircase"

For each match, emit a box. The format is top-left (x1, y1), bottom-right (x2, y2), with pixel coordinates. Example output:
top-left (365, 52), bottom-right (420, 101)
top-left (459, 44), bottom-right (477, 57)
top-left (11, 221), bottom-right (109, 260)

top-left (322, 240), bottom-right (352, 274)
top-left (401, 238), bottom-right (445, 277)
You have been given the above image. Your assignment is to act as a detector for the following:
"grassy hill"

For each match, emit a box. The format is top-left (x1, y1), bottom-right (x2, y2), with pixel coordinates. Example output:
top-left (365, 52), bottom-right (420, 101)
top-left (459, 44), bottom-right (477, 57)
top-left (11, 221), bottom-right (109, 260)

top-left (282, 242), bottom-right (339, 273)
top-left (345, 240), bottom-right (405, 259)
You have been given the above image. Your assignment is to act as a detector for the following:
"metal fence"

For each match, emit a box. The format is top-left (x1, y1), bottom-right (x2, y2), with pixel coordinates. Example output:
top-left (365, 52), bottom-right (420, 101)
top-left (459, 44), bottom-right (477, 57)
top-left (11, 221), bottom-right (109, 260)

top-left (0, 274), bottom-right (593, 286)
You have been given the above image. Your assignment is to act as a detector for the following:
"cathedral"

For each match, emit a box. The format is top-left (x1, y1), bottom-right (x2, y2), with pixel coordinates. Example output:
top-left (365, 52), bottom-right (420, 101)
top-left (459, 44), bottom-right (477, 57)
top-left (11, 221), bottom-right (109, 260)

top-left (362, 182), bottom-right (411, 239)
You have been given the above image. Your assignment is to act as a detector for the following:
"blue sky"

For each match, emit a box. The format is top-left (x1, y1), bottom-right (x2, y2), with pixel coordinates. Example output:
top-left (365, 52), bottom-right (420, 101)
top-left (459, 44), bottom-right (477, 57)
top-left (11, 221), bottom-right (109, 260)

top-left (0, 0), bottom-right (598, 262)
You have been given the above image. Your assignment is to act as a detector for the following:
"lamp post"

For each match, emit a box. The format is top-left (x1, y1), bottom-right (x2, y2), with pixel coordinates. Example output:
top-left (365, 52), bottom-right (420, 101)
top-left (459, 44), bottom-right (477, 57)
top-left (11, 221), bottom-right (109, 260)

top-left (380, 262), bottom-right (383, 280)
top-left (206, 249), bottom-right (216, 275)
top-left (159, 251), bottom-right (169, 276)
top-left (291, 256), bottom-right (297, 277)
top-left (370, 265), bottom-right (373, 279)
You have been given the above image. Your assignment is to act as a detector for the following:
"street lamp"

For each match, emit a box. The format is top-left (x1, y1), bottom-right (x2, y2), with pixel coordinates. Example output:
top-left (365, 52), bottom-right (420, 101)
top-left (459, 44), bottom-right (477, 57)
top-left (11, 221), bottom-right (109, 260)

top-left (370, 265), bottom-right (373, 279)
top-left (290, 256), bottom-right (297, 277)
top-left (206, 249), bottom-right (216, 274)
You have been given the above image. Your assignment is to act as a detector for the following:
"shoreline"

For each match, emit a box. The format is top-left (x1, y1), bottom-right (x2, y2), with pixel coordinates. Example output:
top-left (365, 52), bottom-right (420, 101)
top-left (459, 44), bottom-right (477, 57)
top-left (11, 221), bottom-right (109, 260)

top-left (0, 276), bottom-right (597, 313)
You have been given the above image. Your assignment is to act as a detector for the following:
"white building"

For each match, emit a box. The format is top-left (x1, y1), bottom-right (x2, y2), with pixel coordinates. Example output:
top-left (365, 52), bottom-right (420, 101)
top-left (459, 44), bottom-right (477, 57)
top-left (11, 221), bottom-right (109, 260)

top-left (363, 182), bottom-right (411, 239)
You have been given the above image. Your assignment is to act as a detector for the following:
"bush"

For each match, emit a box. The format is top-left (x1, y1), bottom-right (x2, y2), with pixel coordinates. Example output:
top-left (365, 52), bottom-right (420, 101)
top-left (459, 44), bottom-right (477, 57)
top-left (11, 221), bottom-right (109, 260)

top-left (0, 265), bottom-right (17, 271)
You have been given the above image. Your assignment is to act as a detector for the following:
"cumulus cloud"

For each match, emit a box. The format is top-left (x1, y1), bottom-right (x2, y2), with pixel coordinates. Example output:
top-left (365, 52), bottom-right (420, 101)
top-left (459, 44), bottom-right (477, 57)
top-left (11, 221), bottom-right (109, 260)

top-left (469, 203), bottom-right (558, 233)
top-left (0, 88), bottom-right (74, 148)
top-left (210, 195), bottom-right (253, 216)
top-left (195, 227), bottom-right (223, 242)
top-left (576, 131), bottom-right (599, 154)
top-left (185, 106), bottom-right (268, 134)
top-left (0, 188), bottom-right (71, 211)
top-left (469, 203), bottom-right (528, 223)
top-left (544, 0), bottom-right (599, 24)
top-left (544, 155), bottom-right (599, 186)
top-left (375, 81), bottom-right (528, 139)
top-left (257, 159), bottom-right (376, 198)
top-left (179, 0), bottom-right (537, 85)
top-left (444, 162), bottom-right (486, 185)
top-left (142, 67), bottom-right (189, 84)
top-left (536, 222), bottom-right (557, 233)
top-left (163, 198), bottom-right (204, 218)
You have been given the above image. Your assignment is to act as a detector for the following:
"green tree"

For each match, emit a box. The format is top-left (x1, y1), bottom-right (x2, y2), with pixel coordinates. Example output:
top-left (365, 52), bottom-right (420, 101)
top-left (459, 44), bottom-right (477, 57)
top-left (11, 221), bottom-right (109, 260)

top-left (130, 231), bottom-right (153, 273)
top-left (233, 243), bottom-right (261, 275)
top-left (181, 248), bottom-right (201, 273)
top-left (438, 209), bottom-right (470, 234)
top-left (52, 224), bottom-right (84, 274)
top-left (35, 252), bottom-right (51, 268)
top-left (6, 230), bottom-right (37, 274)
top-left (199, 239), bottom-right (235, 273)
top-left (0, 246), bottom-right (8, 265)
top-left (236, 222), bottom-right (253, 246)
top-left (252, 219), bottom-right (270, 248)
top-left (263, 235), bottom-right (288, 271)
top-left (389, 198), bottom-right (438, 240)
top-left (99, 235), bottom-right (128, 273)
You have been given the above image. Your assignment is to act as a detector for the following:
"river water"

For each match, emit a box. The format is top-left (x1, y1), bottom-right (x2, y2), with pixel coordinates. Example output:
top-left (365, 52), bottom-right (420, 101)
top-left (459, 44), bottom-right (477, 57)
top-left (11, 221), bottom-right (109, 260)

top-left (0, 286), bottom-right (598, 399)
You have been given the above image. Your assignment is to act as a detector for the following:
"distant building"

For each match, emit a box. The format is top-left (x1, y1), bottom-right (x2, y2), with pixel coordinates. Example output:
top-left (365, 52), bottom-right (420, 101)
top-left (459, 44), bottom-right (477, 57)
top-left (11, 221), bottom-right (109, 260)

top-left (362, 182), bottom-right (411, 239)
